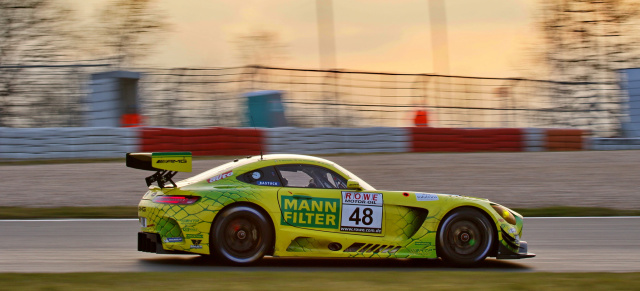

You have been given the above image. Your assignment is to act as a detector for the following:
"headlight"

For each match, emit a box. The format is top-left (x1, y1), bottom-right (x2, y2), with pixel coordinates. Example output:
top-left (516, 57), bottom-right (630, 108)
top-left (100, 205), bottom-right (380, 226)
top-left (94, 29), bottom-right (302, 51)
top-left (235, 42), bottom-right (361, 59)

top-left (491, 205), bottom-right (517, 225)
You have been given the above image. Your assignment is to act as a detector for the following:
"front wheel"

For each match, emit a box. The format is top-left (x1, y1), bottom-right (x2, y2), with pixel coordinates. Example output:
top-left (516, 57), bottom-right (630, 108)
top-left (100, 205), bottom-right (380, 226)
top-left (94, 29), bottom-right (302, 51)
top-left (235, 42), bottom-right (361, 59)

top-left (210, 206), bottom-right (273, 265)
top-left (437, 208), bottom-right (494, 266)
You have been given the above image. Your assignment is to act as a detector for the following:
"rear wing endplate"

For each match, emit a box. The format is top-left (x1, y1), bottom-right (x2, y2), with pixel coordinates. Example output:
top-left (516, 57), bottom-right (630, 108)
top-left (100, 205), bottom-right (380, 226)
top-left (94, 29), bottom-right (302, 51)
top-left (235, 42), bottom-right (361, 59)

top-left (126, 152), bottom-right (192, 188)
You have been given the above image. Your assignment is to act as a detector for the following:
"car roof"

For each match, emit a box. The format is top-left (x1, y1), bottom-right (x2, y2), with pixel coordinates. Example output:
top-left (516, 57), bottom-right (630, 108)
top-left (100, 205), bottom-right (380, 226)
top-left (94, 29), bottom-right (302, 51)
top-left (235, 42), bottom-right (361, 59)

top-left (177, 154), bottom-right (337, 185)
top-left (178, 153), bottom-right (376, 190)
top-left (259, 154), bottom-right (336, 163)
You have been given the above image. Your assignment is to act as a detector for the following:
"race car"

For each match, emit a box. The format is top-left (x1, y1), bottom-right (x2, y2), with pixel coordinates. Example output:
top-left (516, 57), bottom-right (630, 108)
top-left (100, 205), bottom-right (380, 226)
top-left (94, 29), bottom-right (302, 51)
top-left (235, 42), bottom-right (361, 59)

top-left (128, 152), bottom-right (534, 266)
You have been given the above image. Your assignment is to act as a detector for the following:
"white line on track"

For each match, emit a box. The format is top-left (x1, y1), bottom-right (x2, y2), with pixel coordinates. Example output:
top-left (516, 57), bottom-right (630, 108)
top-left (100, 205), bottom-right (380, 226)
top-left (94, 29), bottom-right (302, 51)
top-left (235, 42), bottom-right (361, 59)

top-left (0, 217), bottom-right (638, 222)
top-left (0, 218), bottom-right (139, 222)
top-left (525, 216), bottom-right (640, 219)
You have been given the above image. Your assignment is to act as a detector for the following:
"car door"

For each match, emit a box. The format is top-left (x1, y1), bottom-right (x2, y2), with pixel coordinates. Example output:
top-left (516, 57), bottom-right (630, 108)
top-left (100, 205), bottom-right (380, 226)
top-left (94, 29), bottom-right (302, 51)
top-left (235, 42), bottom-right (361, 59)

top-left (276, 163), bottom-right (385, 236)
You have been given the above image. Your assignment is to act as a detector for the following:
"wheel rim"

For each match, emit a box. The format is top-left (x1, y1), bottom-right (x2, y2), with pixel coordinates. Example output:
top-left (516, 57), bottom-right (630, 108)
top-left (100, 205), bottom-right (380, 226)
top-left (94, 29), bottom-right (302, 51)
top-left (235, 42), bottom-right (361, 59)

top-left (222, 217), bottom-right (262, 258)
top-left (438, 209), bottom-right (494, 265)
top-left (447, 220), bottom-right (482, 256)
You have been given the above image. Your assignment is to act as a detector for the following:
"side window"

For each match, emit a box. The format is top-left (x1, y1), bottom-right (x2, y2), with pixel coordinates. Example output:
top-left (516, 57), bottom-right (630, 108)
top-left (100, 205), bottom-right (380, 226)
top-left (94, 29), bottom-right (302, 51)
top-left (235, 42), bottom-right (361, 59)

top-left (325, 171), bottom-right (347, 189)
top-left (238, 166), bottom-right (282, 186)
top-left (276, 164), bottom-right (347, 189)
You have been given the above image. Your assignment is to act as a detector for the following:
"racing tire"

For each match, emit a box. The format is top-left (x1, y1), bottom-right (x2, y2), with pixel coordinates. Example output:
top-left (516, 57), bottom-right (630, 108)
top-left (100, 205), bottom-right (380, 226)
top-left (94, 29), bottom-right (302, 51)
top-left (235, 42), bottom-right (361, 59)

top-left (437, 208), bottom-right (494, 267)
top-left (210, 206), bottom-right (273, 265)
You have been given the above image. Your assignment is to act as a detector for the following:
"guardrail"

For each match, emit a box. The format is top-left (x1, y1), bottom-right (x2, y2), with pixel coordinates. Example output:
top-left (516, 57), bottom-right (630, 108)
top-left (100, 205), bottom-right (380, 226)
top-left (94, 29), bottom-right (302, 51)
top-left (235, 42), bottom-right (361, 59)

top-left (411, 128), bottom-right (523, 152)
top-left (139, 127), bottom-right (263, 156)
top-left (588, 137), bottom-right (640, 150)
top-left (0, 127), bottom-right (137, 159)
top-left (1, 127), bottom-right (600, 160)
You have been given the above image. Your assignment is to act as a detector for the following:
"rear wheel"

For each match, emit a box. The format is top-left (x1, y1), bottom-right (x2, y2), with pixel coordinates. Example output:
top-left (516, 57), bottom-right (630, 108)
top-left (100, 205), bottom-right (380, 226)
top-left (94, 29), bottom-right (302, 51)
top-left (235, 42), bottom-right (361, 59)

top-left (437, 208), bottom-right (494, 266)
top-left (210, 206), bottom-right (272, 265)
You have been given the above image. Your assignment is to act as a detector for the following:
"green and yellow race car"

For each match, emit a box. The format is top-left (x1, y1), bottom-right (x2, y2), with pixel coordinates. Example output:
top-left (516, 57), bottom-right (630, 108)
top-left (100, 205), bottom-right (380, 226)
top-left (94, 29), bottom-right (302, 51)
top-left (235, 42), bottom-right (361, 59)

top-left (128, 152), bottom-right (534, 266)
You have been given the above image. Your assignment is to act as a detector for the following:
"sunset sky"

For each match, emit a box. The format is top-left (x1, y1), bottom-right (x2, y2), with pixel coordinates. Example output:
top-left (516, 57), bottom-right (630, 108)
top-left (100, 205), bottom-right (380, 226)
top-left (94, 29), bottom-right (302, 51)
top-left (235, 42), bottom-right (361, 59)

top-left (73, 0), bottom-right (540, 78)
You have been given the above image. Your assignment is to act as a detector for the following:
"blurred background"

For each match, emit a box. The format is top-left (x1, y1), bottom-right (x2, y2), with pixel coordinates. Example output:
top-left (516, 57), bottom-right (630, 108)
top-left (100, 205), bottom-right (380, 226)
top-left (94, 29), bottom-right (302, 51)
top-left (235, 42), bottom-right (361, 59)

top-left (1, 0), bottom-right (640, 137)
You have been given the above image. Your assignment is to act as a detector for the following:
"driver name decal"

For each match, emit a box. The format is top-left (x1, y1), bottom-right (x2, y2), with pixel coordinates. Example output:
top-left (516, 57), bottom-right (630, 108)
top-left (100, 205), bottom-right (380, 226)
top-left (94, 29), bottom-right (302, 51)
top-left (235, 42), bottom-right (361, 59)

top-left (281, 196), bottom-right (340, 229)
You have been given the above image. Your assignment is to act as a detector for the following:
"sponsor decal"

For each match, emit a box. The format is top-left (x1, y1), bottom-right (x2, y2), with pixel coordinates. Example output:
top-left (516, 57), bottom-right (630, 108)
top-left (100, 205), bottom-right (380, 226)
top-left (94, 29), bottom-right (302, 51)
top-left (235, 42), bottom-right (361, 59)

top-left (408, 246), bottom-right (435, 255)
top-left (414, 241), bottom-right (432, 246)
top-left (342, 192), bottom-right (382, 206)
top-left (180, 219), bottom-right (199, 227)
top-left (340, 192), bottom-right (383, 234)
top-left (190, 239), bottom-right (203, 249)
top-left (186, 234), bottom-right (203, 239)
top-left (182, 227), bottom-right (197, 232)
top-left (415, 193), bottom-right (439, 201)
top-left (163, 237), bottom-right (183, 243)
top-left (257, 181), bottom-right (280, 186)
top-left (180, 219), bottom-right (199, 223)
top-left (138, 206), bottom-right (146, 212)
top-left (208, 171), bottom-right (233, 183)
top-left (281, 196), bottom-right (340, 229)
top-left (156, 158), bottom-right (188, 164)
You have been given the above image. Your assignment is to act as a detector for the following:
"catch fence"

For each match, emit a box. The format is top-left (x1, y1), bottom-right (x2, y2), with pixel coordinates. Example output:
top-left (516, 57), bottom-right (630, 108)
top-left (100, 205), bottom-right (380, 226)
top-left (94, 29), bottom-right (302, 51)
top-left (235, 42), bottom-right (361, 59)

top-left (0, 63), bottom-right (113, 128)
top-left (0, 64), bottom-right (624, 136)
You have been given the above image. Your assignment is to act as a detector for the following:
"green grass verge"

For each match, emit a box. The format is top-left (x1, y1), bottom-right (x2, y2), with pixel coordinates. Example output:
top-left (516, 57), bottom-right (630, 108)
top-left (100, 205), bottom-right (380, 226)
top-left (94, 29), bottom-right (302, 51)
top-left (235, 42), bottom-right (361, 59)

top-left (0, 206), bottom-right (638, 219)
top-left (0, 206), bottom-right (136, 219)
top-left (0, 272), bottom-right (639, 290)
top-left (513, 206), bottom-right (640, 217)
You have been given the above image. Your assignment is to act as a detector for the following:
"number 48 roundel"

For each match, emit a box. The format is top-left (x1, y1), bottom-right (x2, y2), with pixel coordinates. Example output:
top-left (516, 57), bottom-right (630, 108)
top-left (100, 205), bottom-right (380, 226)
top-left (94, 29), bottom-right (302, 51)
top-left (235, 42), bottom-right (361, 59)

top-left (340, 192), bottom-right (383, 233)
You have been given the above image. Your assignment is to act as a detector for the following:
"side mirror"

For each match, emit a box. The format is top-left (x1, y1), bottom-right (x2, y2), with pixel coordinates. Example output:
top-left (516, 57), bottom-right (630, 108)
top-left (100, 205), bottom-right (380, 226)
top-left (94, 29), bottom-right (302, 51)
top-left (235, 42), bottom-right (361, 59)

top-left (346, 179), bottom-right (362, 191)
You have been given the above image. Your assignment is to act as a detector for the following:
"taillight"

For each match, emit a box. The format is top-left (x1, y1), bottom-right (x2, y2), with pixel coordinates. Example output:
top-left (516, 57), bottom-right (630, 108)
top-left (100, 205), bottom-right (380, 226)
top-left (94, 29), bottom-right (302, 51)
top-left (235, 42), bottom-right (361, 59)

top-left (152, 195), bottom-right (200, 205)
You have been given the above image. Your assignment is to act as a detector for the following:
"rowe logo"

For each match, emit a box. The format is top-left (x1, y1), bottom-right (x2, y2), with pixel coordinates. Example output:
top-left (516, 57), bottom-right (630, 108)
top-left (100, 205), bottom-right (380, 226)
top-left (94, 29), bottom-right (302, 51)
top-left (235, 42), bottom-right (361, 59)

top-left (208, 171), bottom-right (233, 183)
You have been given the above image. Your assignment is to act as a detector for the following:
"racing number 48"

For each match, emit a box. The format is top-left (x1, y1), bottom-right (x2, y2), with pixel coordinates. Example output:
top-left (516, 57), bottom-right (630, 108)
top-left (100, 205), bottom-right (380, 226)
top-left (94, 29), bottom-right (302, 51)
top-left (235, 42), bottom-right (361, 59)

top-left (349, 207), bottom-right (373, 225)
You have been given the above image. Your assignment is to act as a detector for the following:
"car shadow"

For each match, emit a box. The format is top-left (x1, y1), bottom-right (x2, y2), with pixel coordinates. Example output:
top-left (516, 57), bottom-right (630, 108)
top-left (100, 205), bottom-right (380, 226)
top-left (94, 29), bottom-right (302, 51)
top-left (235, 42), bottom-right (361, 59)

top-left (139, 256), bottom-right (531, 272)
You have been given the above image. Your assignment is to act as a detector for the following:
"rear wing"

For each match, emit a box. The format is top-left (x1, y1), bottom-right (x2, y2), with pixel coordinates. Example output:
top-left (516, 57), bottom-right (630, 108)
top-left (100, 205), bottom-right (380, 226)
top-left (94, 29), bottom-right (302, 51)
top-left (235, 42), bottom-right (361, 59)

top-left (126, 152), bottom-right (192, 188)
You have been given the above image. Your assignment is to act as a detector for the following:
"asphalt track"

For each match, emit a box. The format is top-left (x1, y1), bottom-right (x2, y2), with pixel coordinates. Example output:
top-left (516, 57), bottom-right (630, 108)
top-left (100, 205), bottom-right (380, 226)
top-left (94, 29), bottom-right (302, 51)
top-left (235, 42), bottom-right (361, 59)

top-left (1, 217), bottom-right (639, 273)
